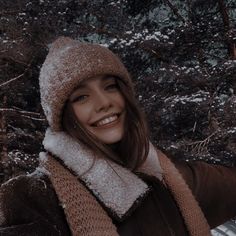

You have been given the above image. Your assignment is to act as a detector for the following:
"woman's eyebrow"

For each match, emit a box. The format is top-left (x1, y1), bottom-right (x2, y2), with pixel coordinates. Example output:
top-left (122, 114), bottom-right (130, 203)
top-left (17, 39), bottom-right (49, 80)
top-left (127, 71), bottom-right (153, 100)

top-left (75, 82), bottom-right (88, 90)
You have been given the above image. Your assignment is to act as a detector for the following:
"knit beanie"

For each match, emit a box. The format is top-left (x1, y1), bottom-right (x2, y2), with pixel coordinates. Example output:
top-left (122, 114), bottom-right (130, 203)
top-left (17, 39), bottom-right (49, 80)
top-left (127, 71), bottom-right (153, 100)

top-left (39, 36), bottom-right (132, 131)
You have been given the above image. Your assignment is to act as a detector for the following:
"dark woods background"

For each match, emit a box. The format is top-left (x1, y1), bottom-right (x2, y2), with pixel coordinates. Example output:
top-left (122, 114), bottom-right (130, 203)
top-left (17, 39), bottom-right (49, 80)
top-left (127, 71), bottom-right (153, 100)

top-left (0, 0), bottom-right (236, 184)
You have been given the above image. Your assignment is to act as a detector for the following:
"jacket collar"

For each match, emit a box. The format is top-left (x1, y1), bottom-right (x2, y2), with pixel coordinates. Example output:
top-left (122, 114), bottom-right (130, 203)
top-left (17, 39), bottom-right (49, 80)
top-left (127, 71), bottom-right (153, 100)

top-left (41, 128), bottom-right (163, 219)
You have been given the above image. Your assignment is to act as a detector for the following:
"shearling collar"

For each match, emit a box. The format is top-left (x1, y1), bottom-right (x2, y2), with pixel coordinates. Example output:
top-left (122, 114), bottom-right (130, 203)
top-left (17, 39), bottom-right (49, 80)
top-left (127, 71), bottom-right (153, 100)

top-left (40, 128), bottom-right (163, 219)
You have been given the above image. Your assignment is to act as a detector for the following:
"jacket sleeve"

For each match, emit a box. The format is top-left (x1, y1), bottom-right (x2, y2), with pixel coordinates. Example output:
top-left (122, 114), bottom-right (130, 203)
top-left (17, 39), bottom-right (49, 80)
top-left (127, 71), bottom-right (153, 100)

top-left (0, 174), bottom-right (70, 236)
top-left (174, 160), bottom-right (236, 229)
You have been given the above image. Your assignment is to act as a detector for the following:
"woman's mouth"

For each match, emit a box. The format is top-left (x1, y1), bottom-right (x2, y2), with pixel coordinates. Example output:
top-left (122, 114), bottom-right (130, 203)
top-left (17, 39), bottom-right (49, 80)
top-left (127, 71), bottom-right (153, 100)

top-left (92, 114), bottom-right (120, 127)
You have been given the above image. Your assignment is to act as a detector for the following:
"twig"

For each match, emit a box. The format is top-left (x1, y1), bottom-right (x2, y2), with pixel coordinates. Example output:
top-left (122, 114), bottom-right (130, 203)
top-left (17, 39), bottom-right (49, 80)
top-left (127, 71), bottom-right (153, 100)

top-left (0, 108), bottom-right (45, 121)
top-left (21, 115), bottom-right (46, 121)
top-left (190, 131), bottom-right (217, 145)
top-left (185, 131), bottom-right (218, 154)
top-left (139, 44), bottom-right (170, 62)
top-left (164, 0), bottom-right (186, 23)
top-left (7, 56), bottom-right (28, 66)
top-left (192, 121), bottom-right (197, 133)
top-left (11, 106), bottom-right (42, 116)
top-left (0, 73), bottom-right (25, 88)
top-left (0, 60), bottom-right (32, 88)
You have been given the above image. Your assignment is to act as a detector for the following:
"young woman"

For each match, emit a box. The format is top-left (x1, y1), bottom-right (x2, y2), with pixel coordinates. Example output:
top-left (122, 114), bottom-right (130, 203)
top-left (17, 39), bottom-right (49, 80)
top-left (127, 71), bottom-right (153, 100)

top-left (0, 36), bottom-right (236, 236)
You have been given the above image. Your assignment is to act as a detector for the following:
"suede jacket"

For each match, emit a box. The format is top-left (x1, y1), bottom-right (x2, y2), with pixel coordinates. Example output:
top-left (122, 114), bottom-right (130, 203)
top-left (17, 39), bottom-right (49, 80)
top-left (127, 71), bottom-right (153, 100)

top-left (0, 156), bottom-right (235, 236)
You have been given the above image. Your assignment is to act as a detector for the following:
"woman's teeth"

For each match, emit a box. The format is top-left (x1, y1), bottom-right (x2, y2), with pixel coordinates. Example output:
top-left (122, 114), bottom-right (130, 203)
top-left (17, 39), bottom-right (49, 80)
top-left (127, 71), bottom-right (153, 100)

top-left (95, 115), bottom-right (118, 127)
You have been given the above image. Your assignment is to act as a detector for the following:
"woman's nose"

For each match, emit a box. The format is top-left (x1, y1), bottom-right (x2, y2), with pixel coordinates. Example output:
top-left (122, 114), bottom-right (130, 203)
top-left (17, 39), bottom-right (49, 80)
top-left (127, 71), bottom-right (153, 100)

top-left (94, 92), bottom-right (112, 112)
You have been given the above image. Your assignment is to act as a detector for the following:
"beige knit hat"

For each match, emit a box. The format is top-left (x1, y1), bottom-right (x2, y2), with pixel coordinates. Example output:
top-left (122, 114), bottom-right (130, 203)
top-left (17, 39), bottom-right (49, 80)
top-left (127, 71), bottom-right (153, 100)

top-left (39, 36), bottom-right (132, 131)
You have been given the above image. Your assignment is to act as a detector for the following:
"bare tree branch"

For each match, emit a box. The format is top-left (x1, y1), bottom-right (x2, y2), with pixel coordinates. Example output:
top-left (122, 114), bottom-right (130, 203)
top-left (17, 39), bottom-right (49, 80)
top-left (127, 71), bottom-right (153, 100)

top-left (0, 108), bottom-right (45, 121)
top-left (185, 131), bottom-right (218, 155)
top-left (0, 60), bottom-right (32, 88)
top-left (11, 106), bottom-right (42, 116)
top-left (20, 115), bottom-right (46, 121)
top-left (0, 73), bottom-right (25, 88)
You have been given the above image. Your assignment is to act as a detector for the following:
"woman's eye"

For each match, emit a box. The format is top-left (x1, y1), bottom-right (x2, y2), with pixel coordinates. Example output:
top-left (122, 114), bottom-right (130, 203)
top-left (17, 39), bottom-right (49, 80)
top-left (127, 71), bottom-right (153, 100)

top-left (73, 95), bottom-right (88, 103)
top-left (106, 83), bottom-right (118, 90)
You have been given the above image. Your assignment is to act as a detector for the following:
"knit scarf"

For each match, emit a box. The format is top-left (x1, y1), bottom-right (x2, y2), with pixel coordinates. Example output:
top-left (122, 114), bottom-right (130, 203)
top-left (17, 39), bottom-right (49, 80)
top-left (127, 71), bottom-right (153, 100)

top-left (39, 128), bottom-right (211, 236)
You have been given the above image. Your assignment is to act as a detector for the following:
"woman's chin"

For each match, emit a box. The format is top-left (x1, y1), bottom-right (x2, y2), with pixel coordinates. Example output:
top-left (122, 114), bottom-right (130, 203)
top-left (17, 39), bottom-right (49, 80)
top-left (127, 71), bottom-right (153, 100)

top-left (98, 135), bottom-right (123, 145)
top-left (91, 129), bottom-right (124, 144)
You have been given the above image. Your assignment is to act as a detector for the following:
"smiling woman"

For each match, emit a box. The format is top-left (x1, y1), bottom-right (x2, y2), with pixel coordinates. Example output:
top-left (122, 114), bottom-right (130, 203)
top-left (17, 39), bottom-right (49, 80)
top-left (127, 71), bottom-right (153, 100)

top-left (0, 36), bottom-right (236, 236)
top-left (62, 71), bottom-right (149, 169)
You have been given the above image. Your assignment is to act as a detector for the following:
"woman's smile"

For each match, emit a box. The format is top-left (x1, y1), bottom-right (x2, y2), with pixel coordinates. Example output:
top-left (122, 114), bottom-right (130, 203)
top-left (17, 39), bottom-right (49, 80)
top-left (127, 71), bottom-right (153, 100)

top-left (92, 113), bottom-right (120, 127)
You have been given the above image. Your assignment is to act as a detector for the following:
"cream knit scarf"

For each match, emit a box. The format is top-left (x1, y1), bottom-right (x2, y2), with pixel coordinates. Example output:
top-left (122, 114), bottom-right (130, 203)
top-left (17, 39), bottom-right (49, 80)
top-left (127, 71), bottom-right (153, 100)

top-left (39, 128), bottom-right (211, 236)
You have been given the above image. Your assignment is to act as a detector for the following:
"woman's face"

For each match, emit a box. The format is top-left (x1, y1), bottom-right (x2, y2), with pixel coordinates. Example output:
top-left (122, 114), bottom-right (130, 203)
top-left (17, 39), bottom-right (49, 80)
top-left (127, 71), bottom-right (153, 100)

top-left (69, 75), bottom-right (126, 144)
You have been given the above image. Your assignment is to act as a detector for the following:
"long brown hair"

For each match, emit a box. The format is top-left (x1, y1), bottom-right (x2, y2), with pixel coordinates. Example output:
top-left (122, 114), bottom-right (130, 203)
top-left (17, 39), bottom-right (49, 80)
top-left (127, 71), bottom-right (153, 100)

top-left (62, 76), bottom-right (150, 171)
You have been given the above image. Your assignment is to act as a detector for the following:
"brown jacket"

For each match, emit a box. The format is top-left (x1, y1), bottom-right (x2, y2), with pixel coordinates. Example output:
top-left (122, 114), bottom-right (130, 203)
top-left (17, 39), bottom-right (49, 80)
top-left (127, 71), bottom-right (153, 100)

top-left (0, 157), bottom-right (235, 236)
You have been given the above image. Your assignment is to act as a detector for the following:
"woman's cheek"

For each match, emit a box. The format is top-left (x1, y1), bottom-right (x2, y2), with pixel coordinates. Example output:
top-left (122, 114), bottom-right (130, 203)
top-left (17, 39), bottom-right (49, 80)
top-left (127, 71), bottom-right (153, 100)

top-left (74, 104), bottom-right (93, 125)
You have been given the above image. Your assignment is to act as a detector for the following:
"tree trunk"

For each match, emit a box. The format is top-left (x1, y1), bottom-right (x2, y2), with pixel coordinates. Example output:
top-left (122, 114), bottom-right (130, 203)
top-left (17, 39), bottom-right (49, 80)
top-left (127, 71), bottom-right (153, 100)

top-left (0, 96), bottom-right (10, 182)
top-left (218, 0), bottom-right (236, 59)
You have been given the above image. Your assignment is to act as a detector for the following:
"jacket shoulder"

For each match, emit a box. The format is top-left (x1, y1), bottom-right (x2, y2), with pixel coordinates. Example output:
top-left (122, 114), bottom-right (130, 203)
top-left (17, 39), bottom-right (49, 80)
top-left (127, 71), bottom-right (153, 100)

top-left (1, 170), bottom-right (51, 198)
top-left (0, 170), bottom-right (55, 225)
